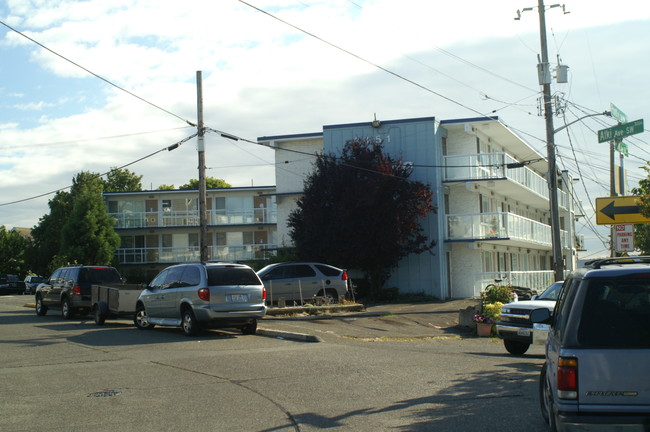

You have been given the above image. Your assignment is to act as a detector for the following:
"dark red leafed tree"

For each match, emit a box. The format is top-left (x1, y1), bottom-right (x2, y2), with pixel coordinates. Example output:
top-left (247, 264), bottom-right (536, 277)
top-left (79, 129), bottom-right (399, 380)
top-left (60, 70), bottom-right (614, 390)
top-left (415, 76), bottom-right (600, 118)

top-left (288, 137), bottom-right (436, 293)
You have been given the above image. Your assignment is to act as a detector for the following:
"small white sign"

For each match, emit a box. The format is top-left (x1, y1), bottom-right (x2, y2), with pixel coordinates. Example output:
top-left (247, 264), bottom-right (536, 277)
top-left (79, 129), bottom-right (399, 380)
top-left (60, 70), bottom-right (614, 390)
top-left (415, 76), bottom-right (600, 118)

top-left (615, 224), bottom-right (635, 253)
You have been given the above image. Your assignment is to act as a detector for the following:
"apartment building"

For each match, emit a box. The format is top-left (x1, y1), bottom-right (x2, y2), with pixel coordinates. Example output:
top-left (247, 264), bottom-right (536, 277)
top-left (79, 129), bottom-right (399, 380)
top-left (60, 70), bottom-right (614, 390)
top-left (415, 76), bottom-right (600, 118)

top-left (105, 186), bottom-right (277, 278)
top-left (259, 116), bottom-right (580, 299)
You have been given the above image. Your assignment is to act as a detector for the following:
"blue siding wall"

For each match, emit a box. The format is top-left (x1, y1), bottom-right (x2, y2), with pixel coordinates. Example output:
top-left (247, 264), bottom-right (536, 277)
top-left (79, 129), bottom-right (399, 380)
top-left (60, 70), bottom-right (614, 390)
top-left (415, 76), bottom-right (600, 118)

top-left (322, 118), bottom-right (446, 298)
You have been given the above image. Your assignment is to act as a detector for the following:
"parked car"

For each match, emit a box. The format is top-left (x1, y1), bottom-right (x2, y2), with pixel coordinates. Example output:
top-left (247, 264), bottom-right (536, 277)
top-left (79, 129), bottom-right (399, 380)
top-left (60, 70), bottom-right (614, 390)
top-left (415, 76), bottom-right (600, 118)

top-left (257, 262), bottom-right (349, 304)
top-left (134, 262), bottom-right (267, 336)
top-left (23, 275), bottom-right (46, 295)
top-left (0, 274), bottom-right (25, 295)
top-left (35, 265), bottom-right (123, 319)
top-left (496, 281), bottom-right (563, 355)
top-left (531, 256), bottom-right (650, 431)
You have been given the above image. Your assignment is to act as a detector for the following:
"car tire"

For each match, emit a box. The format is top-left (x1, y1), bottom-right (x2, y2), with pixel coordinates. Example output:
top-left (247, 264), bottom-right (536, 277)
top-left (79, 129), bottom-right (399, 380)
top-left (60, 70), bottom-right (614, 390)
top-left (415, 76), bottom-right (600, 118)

top-left (540, 364), bottom-right (558, 431)
top-left (134, 304), bottom-right (155, 330)
top-left (241, 319), bottom-right (257, 335)
top-left (325, 288), bottom-right (339, 303)
top-left (181, 308), bottom-right (200, 336)
top-left (35, 295), bottom-right (48, 316)
top-left (504, 339), bottom-right (530, 355)
top-left (61, 298), bottom-right (75, 320)
top-left (94, 306), bottom-right (106, 326)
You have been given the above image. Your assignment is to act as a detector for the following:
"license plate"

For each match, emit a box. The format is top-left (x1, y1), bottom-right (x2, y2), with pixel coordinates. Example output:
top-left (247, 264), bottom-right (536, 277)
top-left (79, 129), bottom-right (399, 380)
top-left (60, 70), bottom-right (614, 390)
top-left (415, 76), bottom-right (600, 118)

top-left (228, 294), bottom-right (248, 303)
top-left (517, 328), bottom-right (531, 336)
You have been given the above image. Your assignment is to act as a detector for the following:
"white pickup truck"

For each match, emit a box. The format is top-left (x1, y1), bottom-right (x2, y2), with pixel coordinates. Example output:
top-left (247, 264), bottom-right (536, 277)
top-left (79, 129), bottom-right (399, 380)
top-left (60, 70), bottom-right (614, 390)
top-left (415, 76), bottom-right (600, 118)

top-left (496, 281), bottom-right (562, 355)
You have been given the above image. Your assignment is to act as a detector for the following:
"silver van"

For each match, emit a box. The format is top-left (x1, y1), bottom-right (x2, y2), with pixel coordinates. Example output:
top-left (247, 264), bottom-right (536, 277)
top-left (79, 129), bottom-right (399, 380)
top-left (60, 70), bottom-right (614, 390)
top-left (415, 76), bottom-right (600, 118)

top-left (532, 257), bottom-right (650, 431)
top-left (134, 263), bottom-right (266, 336)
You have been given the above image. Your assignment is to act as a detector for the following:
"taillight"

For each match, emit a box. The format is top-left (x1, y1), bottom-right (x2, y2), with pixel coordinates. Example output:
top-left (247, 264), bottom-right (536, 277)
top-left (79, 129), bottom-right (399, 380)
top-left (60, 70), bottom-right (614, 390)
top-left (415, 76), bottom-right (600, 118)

top-left (198, 288), bottom-right (210, 301)
top-left (557, 357), bottom-right (578, 399)
top-left (73, 285), bottom-right (81, 295)
top-left (341, 272), bottom-right (348, 281)
top-left (262, 286), bottom-right (267, 300)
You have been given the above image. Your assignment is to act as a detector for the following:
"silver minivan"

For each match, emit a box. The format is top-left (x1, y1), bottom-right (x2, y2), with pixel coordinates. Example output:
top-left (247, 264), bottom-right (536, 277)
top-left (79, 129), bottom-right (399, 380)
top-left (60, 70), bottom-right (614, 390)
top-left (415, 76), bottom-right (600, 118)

top-left (533, 257), bottom-right (650, 431)
top-left (134, 263), bottom-right (266, 336)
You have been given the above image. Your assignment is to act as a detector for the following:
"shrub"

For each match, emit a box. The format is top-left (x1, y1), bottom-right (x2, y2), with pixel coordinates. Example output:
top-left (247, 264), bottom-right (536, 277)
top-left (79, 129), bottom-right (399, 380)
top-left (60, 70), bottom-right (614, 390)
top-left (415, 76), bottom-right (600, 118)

top-left (482, 284), bottom-right (516, 304)
top-left (482, 302), bottom-right (504, 322)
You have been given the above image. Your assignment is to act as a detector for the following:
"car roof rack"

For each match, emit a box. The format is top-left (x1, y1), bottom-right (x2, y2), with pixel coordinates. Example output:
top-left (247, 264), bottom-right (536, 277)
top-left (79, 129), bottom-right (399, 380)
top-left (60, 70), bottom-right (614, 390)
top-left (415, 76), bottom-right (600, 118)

top-left (583, 256), bottom-right (650, 269)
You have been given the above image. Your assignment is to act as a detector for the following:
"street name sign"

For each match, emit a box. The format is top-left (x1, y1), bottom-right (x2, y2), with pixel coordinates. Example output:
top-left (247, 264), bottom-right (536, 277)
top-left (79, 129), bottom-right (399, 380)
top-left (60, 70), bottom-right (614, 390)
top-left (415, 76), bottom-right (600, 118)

top-left (596, 196), bottom-right (650, 225)
top-left (615, 224), bottom-right (635, 253)
top-left (610, 103), bottom-right (628, 124)
top-left (598, 119), bottom-right (644, 143)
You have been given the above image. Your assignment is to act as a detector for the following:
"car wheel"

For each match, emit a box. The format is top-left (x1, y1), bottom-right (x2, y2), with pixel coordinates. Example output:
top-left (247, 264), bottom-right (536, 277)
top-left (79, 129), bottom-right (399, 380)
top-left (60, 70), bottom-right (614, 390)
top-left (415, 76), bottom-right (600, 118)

top-left (504, 339), bottom-right (530, 355)
top-left (241, 319), bottom-right (257, 335)
top-left (540, 364), bottom-right (558, 431)
top-left (61, 298), bottom-right (75, 320)
top-left (94, 306), bottom-right (106, 326)
top-left (325, 288), bottom-right (339, 303)
top-left (181, 308), bottom-right (200, 336)
top-left (35, 295), bottom-right (48, 316)
top-left (134, 304), bottom-right (155, 330)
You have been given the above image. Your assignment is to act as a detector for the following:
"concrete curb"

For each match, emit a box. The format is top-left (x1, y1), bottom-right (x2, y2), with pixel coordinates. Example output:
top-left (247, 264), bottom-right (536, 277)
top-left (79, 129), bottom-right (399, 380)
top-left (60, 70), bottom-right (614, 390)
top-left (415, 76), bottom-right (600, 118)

top-left (257, 328), bottom-right (322, 343)
top-left (265, 303), bottom-right (365, 316)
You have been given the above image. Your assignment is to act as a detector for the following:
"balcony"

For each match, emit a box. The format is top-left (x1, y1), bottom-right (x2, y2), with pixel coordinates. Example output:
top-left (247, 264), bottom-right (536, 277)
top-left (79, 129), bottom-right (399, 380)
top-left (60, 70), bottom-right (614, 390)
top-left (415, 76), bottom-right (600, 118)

top-left (443, 152), bottom-right (568, 210)
top-left (472, 271), bottom-right (556, 297)
top-left (115, 244), bottom-right (278, 264)
top-left (110, 208), bottom-right (277, 229)
top-left (446, 212), bottom-right (569, 249)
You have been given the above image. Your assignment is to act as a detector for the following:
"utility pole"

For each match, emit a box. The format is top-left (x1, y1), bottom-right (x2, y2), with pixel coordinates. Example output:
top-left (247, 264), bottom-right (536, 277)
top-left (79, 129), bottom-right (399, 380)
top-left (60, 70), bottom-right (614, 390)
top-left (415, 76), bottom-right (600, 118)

top-left (517, 1), bottom-right (566, 281)
top-left (196, 71), bottom-right (208, 263)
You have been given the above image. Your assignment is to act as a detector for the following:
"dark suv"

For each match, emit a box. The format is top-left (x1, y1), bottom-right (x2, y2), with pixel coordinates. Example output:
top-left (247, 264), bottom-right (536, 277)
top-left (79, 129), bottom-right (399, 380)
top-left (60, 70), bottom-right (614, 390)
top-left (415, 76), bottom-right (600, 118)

top-left (532, 257), bottom-right (650, 431)
top-left (35, 265), bottom-right (123, 319)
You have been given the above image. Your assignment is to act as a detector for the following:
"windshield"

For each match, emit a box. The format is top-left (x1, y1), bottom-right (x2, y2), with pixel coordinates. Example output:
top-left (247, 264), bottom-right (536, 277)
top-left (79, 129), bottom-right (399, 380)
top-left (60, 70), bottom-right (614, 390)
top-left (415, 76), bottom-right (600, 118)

top-left (538, 281), bottom-right (563, 300)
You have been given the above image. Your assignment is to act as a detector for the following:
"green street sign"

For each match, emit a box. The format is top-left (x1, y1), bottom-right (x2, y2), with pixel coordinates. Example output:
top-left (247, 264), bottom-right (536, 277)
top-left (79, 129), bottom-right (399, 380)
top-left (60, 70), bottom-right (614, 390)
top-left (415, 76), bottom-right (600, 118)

top-left (615, 139), bottom-right (629, 157)
top-left (610, 103), bottom-right (628, 123)
top-left (598, 119), bottom-right (644, 143)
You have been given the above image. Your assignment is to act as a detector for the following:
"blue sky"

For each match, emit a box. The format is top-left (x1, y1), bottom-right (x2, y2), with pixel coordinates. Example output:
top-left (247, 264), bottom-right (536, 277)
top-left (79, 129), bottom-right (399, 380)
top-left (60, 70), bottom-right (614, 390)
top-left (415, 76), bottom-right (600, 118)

top-left (1, 0), bottom-right (649, 259)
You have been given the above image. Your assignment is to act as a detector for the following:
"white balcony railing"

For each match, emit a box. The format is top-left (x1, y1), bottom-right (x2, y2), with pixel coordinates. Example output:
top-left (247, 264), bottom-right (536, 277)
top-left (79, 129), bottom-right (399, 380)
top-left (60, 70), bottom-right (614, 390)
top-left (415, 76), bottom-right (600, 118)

top-left (110, 208), bottom-right (277, 229)
top-left (446, 212), bottom-right (569, 248)
top-left (115, 244), bottom-right (278, 264)
top-left (473, 271), bottom-right (556, 297)
top-left (443, 152), bottom-right (569, 208)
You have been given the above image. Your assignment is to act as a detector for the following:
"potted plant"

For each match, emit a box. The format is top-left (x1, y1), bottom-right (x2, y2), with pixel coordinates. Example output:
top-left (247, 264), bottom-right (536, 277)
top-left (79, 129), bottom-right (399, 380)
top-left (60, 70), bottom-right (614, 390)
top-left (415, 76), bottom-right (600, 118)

top-left (473, 314), bottom-right (494, 337)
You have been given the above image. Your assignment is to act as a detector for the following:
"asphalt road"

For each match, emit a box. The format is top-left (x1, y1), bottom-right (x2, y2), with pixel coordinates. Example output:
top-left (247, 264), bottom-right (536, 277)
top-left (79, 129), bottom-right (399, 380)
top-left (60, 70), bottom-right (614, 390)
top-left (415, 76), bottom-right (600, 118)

top-left (0, 296), bottom-right (549, 432)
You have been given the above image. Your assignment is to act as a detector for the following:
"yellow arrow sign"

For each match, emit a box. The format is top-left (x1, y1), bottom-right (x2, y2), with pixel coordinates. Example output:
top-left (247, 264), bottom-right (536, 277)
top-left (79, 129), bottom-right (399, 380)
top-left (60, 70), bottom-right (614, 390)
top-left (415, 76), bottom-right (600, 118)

top-left (595, 196), bottom-right (650, 225)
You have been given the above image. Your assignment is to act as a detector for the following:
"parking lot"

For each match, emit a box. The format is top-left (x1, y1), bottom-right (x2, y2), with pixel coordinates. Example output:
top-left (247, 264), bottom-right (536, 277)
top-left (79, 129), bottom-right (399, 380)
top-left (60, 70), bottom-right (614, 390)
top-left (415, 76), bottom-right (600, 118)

top-left (0, 295), bottom-right (549, 432)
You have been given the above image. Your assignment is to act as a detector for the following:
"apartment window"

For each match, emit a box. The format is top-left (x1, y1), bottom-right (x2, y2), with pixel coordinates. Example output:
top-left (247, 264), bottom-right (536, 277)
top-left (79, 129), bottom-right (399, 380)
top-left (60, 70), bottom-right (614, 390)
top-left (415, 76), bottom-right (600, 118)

top-left (189, 233), bottom-right (199, 247)
top-left (482, 251), bottom-right (494, 272)
top-left (215, 232), bottom-right (226, 246)
top-left (162, 200), bottom-right (171, 212)
top-left (108, 201), bottom-right (118, 213)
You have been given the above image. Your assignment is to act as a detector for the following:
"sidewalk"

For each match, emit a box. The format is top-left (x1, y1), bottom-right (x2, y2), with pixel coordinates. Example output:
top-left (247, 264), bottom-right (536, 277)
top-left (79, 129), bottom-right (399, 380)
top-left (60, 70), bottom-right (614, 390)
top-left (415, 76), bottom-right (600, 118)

top-left (259, 299), bottom-right (481, 342)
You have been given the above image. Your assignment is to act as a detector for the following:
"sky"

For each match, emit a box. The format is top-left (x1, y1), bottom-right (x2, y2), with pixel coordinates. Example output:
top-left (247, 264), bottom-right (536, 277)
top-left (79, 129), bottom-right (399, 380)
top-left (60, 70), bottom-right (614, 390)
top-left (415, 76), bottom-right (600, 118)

top-left (1, 0), bottom-right (649, 260)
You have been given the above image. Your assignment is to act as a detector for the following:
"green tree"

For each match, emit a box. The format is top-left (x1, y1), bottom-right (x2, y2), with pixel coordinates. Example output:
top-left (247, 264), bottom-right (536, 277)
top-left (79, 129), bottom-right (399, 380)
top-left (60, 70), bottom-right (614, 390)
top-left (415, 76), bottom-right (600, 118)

top-left (104, 167), bottom-right (143, 192)
top-left (0, 226), bottom-right (28, 276)
top-left (179, 177), bottom-right (232, 189)
top-left (60, 172), bottom-right (120, 265)
top-left (288, 137), bottom-right (436, 293)
top-left (156, 184), bottom-right (176, 190)
top-left (26, 191), bottom-right (72, 275)
top-left (632, 163), bottom-right (650, 254)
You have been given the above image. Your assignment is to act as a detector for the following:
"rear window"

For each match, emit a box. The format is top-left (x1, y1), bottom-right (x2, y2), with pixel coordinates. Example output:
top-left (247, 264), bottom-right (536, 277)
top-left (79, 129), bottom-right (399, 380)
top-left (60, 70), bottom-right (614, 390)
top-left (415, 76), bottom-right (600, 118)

top-left (577, 277), bottom-right (650, 348)
top-left (207, 267), bottom-right (261, 286)
top-left (79, 267), bottom-right (122, 284)
top-left (315, 264), bottom-right (341, 277)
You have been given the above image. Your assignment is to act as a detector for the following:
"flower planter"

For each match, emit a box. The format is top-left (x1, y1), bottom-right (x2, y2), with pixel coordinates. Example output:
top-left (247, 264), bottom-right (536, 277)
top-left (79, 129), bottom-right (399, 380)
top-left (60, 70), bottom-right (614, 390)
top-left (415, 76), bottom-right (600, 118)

top-left (476, 322), bottom-right (493, 337)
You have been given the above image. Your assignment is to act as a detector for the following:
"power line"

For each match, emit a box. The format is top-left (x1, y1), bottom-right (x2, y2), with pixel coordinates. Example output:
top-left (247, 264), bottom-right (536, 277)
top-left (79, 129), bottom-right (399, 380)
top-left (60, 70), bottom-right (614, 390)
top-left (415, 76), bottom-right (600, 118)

top-left (0, 19), bottom-right (195, 127)
top-left (0, 133), bottom-right (197, 207)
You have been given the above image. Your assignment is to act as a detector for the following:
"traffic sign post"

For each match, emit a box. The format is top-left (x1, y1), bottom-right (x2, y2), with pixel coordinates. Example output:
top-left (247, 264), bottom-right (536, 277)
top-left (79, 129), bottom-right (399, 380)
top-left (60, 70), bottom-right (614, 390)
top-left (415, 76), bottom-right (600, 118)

top-left (598, 119), bottom-right (644, 143)
top-left (596, 196), bottom-right (650, 225)
top-left (615, 224), bottom-right (635, 253)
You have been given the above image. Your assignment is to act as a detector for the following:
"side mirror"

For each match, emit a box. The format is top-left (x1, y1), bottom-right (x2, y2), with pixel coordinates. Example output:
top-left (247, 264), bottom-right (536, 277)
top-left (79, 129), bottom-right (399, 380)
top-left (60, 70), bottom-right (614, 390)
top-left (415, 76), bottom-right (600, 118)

top-left (531, 294), bottom-right (538, 301)
top-left (530, 308), bottom-right (552, 324)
